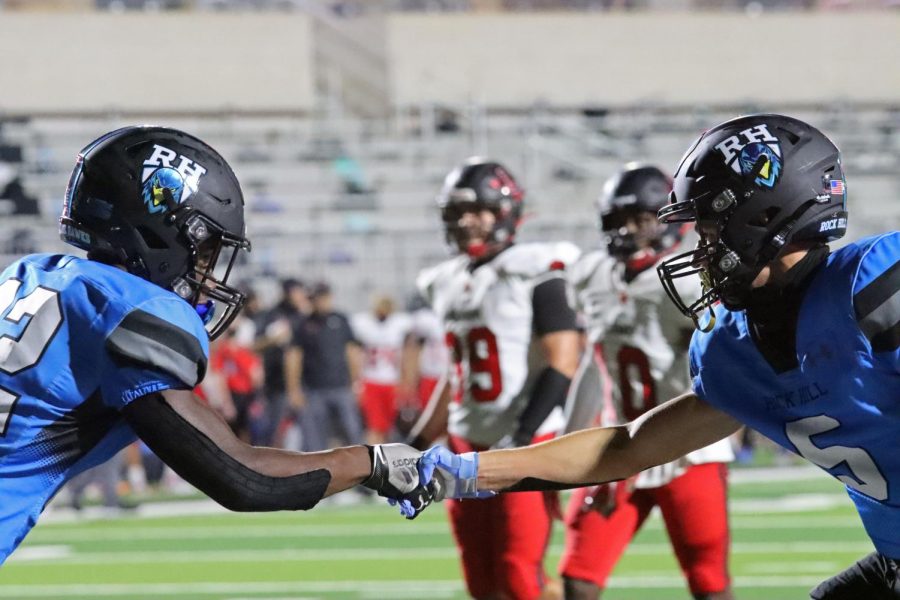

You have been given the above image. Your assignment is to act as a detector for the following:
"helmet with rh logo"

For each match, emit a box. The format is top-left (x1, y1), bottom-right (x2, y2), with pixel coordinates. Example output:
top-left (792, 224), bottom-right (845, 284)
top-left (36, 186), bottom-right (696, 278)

top-left (60, 125), bottom-right (251, 339)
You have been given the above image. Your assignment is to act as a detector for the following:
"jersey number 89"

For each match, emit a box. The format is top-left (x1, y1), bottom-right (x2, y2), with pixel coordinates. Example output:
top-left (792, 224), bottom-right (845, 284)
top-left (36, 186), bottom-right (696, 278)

top-left (447, 327), bottom-right (502, 403)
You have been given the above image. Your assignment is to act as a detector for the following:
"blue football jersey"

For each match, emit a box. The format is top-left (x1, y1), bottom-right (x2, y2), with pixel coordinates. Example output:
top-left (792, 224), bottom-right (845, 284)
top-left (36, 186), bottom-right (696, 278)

top-left (0, 254), bottom-right (208, 563)
top-left (691, 233), bottom-right (900, 557)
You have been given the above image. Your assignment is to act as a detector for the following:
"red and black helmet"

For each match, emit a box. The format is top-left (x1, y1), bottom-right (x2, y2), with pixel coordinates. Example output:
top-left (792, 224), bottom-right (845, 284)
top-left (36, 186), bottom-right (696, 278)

top-left (597, 163), bottom-right (684, 278)
top-left (437, 157), bottom-right (524, 259)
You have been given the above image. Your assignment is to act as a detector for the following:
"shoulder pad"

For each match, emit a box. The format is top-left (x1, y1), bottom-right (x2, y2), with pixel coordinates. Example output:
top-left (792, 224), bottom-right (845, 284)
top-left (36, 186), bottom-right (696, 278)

top-left (569, 249), bottom-right (612, 288)
top-left (416, 257), bottom-right (465, 307)
top-left (106, 296), bottom-right (208, 388)
top-left (493, 241), bottom-right (581, 278)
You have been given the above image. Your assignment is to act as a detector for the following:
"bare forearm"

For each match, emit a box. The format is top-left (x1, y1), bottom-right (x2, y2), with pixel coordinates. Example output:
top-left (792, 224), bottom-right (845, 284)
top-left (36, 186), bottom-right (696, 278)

top-left (476, 393), bottom-right (741, 493)
top-left (477, 426), bottom-right (634, 491)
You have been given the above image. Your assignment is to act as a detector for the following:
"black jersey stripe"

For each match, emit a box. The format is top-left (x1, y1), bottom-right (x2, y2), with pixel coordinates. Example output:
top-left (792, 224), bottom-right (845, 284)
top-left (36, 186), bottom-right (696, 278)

top-left (106, 309), bottom-right (206, 387)
top-left (870, 320), bottom-right (900, 353)
top-left (855, 258), bottom-right (900, 352)
top-left (854, 258), bottom-right (900, 320)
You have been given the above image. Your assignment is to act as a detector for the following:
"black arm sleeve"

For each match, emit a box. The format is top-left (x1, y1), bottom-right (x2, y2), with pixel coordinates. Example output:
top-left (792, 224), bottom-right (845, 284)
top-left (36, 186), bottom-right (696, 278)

top-left (502, 476), bottom-right (611, 493)
top-left (511, 366), bottom-right (572, 446)
top-left (122, 393), bottom-right (331, 512)
top-left (532, 276), bottom-right (578, 335)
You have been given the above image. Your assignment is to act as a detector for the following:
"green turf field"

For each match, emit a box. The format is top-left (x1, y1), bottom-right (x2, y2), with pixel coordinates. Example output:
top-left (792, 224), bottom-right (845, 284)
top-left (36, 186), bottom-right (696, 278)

top-left (0, 467), bottom-right (870, 599)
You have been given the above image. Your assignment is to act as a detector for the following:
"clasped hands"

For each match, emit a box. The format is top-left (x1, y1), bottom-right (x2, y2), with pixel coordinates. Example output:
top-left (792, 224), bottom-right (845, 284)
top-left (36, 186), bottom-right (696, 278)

top-left (363, 444), bottom-right (493, 520)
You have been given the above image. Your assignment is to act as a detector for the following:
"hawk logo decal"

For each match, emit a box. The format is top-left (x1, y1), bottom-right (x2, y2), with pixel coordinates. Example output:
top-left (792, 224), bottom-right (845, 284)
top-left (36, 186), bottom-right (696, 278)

top-left (140, 144), bottom-right (207, 213)
top-left (714, 124), bottom-right (783, 189)
top-left (142, 167), bottom-right (186, 213)
top-left (739, 142), bottom-right (782, 189)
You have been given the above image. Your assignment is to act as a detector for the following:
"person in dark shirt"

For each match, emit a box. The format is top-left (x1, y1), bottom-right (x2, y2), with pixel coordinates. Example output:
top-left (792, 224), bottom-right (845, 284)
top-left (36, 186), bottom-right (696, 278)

top-left (284, 282), bottom-right (366, 452)
top-left (256, 279), bottom-right (310, 446)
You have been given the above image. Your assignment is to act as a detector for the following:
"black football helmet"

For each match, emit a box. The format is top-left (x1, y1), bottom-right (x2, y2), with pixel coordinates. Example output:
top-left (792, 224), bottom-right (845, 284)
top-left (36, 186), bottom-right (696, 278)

top-left (437, 158), bottom-right (524, 259)
top-left (657, 114), bottom-right (847, 329)
top-left (598, 163), bottom-right (684, 277)
top-left (60, 125), bottom-right (251, 340)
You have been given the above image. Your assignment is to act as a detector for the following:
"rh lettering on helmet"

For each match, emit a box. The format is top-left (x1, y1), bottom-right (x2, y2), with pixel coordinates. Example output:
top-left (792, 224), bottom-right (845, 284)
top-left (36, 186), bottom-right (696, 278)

top-left (142, 144), bottom-right (208, 202)
top-left (714, 124), bottom-right (780, 167)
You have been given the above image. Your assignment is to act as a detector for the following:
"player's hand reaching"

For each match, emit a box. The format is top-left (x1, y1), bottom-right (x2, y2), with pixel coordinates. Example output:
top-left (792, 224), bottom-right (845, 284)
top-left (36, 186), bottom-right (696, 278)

top-left (362, 443), bottom-right (438, 520)
top-left (418, 445), bottom-right (496, 501)
top-left (581, 478), bottom-right (635, 517)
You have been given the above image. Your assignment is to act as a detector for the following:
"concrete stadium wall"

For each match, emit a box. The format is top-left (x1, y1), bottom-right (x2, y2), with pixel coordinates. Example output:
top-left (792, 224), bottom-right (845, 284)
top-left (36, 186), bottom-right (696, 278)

top-left (0, 14), bottom-right (316, 113)
top-left (0, 12), bottom-right (896, 113)
top-left (388, 12), bottom-right (899, 108)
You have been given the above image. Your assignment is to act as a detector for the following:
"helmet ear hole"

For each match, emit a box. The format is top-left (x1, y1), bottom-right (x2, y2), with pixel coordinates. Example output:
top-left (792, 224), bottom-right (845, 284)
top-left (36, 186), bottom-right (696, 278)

top-left (748, 206), bottom-right (780, 228)
top-left (135, 225), bottom-right (169, 250)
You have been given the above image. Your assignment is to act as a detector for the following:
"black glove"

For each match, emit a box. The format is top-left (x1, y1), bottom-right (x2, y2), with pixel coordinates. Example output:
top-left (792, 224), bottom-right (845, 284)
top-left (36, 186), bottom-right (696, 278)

top-left (363, 443), bottom-right (437, 519)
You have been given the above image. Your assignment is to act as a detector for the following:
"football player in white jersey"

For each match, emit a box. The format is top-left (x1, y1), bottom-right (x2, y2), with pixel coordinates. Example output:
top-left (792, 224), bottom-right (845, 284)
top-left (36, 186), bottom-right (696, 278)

top-left (410, 158), bottom-right (582, 600)
top-left (351, 295), bottom-right (415, 444)
top-left (406, 297), bottom-right (451, 412)
top-left (560, 164), bottom-right (734, 600)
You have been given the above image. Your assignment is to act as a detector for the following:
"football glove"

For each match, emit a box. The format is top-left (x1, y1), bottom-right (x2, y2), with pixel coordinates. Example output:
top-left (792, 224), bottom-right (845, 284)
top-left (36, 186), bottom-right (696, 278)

top-left (363, 444), bottom-right (437, 520)
top-left (418, 445), bottom-right (496, 500)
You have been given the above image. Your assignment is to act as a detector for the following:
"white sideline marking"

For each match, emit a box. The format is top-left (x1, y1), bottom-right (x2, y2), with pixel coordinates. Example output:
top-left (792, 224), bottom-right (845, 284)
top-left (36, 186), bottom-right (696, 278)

top-left (746, 561), bottom-right (840, 574)
top-left (0, 575), bottom-right (831, 597)
top-left (731, 494), bottom-right (852, 513)
top-left (28, 522), bottom-right (451, 542)
top-left (729, 465), bottom-right (825, 483)
top-left (24, 514), bottom-right (861, 545)
top-left (0, 581), bottom-right (463, 597)
top-left (6, 541), bottom-right (873, 565)
top-left (7, 545), bottom-right (71, 561)
top-left (37, 471), bottom-right (843, 525)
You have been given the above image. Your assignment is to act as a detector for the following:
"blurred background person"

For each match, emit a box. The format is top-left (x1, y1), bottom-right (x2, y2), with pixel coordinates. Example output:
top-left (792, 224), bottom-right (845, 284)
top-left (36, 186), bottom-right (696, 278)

top-left (407, 294), bottom-right (450, 413)
top-left (66, 450), bottom-right (130, 513)
top-left (210, 315), bottom-right (265, 443)
top-left (285, 282), bottom-right (365, 452)
top-left (256, 278), bottom-right (311, 447)
top-left (351, 294), bottom-right (415, 445)
top-left (560, 164), bottom-right (735, 600)
top-left (410, 158), bottom-right (582, 600)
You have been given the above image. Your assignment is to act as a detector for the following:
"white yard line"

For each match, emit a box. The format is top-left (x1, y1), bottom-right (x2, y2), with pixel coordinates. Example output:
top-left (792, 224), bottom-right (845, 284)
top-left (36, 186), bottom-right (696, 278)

top-left (23, 513), bottom-right (862, 545)
top-left (0, 575), bottom-right (832, 597)
top-left (33, 491), bottom-right (854, 531)
top-left (6, 540), bottom-right (873, 565)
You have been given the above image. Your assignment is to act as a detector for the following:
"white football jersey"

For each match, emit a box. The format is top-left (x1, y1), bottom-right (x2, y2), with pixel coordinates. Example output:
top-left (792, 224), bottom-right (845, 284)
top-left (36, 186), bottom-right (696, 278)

top-left (411, 308), bottom-right (450, 379)
top-left (351, 312), bottom-right (413, 385)
top-left (418, 242), bottom-right (581, 447)
top-left (569, 235), bottom-right (733, 488)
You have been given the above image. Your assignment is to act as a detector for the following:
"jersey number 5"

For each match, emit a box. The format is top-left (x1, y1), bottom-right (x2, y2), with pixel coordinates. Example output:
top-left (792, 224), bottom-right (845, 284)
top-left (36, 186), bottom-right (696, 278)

top-left (447, 327), bottom-right (502, 403)
top-left (0, 279), bottom-right (63, 436)
top-left (786, 415), bottom-right (888, 501)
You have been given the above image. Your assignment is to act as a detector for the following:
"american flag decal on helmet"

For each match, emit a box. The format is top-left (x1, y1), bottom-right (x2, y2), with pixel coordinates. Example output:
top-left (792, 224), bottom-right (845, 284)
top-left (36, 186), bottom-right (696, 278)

top-left (830, 179), bottom-right (845, 195)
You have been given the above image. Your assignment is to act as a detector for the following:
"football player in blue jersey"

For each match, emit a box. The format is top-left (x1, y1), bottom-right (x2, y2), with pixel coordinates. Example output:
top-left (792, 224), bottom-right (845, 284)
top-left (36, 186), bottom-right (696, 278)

top-left (420, 114), bottom-right (900, 599)
top-left (0, 126), bottom-right (434, 564)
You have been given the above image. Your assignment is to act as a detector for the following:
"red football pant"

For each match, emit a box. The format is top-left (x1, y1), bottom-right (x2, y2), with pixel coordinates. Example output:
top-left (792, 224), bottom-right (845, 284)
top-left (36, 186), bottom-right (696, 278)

top-left (417, 376), bottom-right (440, 411)
top-left (560, 462), bottom-right (731, 595)
top-left (447, 434), bottom-right (555, 600)
top-left (359, 381), bottom-right (397, 435)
